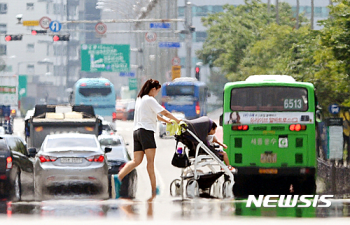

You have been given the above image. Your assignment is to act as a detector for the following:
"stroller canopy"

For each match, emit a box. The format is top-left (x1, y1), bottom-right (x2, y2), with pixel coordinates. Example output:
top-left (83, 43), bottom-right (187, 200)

top-left (182, 116), bottom-right (213, 146)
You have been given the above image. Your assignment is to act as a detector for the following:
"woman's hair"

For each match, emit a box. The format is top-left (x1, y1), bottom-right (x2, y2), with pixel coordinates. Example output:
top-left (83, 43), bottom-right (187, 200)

top-left (137, 79), bottom-right (162, 98)
top-left (211, 121), bottom-right (217, 130)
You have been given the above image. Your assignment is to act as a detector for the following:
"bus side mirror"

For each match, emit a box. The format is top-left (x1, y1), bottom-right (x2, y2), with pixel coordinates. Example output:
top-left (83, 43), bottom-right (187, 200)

top-left (316, 110), bottom-right (322, 122)
top-left (219, 114), bottom-right (223, 126)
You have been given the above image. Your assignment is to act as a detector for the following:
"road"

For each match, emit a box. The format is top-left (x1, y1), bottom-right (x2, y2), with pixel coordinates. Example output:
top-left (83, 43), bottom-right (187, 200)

top-left (5, 111), bottom-right (350, 224)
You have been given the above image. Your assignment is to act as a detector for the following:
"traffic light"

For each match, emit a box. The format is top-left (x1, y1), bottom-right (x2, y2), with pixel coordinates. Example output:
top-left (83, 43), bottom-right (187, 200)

top-left (53, 34), bottom-right (70, 42)
top-left (5, 35), bottom-right (23, 42)
top-left (31, 30), bottom-right (47, 35)
top-left (195, 66), bottom-right (200, 80)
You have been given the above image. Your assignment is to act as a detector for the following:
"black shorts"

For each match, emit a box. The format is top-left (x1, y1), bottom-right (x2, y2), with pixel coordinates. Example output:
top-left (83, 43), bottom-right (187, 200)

top-left (133, 128), bottom-right (156, 152)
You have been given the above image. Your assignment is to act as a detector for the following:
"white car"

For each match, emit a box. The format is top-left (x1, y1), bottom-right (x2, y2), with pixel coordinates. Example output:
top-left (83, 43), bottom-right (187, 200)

top-left (158, 112), bottom-right (185, 138)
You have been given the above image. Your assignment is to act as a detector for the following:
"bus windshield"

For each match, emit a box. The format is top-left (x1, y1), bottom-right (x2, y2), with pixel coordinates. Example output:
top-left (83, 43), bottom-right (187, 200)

top-left (231, 86), bottom-right (308, 112)
top-left (78, 87), bottom-right (112, 97)
top-left (166, 85), bottom-right (195, 96)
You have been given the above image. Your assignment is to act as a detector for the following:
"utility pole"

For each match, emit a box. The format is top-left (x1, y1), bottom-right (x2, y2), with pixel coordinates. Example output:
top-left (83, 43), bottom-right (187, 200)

top-left (275, 0), bottom-right (279, 25)
top-left (185, 1), bottom-right (192, 77)
top-left (311, 0), bottom-right (314, 30)
top-left (296, 0), bottom-right (300, 29)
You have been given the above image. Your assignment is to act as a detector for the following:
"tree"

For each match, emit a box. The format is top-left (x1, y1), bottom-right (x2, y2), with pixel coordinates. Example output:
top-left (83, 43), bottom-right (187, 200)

top-left (197, 0), bottom-right (308, 81)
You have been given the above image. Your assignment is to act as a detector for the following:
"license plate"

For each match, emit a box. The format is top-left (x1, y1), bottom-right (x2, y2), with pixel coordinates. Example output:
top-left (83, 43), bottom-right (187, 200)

top-left (260, 153), bottom-right (277, 163)
top-left (61, 158), bottom-right (83, 164)
top-left (259, 168), bottom-right (278, 174)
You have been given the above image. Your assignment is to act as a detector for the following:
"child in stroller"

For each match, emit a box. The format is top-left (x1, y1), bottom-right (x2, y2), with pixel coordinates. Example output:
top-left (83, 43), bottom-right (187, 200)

top-left (207, 121), bottom-right (236, 171)
top-left (170, 116), bottom-right (235, 198)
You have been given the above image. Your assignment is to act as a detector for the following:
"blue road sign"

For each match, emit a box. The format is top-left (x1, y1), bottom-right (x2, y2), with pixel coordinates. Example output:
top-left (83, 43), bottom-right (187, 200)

top-left (120, 72), bottom-right (135, 77)
top-left (328, 103), bottom-right (340, 114)
top-left (150, 23), bottom-right (170, 29)
top-left (158, 42), bottom-right (180, 48)
top-left (49, 21), bottom-right (62, 32)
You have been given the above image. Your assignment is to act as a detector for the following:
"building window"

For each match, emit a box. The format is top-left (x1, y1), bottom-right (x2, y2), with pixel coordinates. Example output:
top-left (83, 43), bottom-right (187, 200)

top-left (195, 31), bottom-right (207, 42)
top-left (195, 6), bottom-right (209, 17)
top-left (178, 6), bottom-right (185, 17)
top-left (0, 24), bottom-right (6, 34)
top-left (0, 3), bottom-right (7, 14)
top-left (27, 44), bottom-right (35, 52)
top-left (27, 3), bottom-right (34, 10)
top-left (27, 64), bottom-right (35, 74)
top-left (5, 65), bottom-right (12, 72)
top-left (0, 44), bottom-right (6, 56)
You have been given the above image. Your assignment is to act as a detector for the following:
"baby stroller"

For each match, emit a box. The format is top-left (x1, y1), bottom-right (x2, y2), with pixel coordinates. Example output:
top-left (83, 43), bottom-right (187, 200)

top-left (169, 116), bottom-right (235, 199)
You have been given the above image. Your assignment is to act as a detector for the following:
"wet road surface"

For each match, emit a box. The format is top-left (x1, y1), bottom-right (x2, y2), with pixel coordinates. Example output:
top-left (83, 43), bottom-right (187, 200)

top-left (1, 198), bottom-right (350, 224)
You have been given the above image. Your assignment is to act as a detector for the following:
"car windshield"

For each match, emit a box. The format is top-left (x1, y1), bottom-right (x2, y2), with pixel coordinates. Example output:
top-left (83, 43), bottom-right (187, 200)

top-left (106, 147), bottom-right (126, 160)
top-left (99, 137), bottom-right (121, 146)
top-left (102, 124), bottom-right (112, 132)
top-left (45, 137), bottom-right (98, 150)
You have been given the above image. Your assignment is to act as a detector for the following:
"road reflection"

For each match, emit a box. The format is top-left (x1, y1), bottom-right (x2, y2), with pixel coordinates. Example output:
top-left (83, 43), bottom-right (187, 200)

top-left (0, 198), bottom-right (350, 220)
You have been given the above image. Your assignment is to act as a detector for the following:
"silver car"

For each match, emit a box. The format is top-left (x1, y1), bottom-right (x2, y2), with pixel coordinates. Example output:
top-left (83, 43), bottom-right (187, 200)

top-left (33, 133), bottom-right (111, 200)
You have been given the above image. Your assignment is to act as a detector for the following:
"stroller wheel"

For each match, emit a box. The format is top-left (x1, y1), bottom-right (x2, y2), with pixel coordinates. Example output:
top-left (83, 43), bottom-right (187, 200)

top-left (186, 179), bottom-right (199, 198)
top-left (222, 181), bottom-right (233, 199)
top-left (170, 179), bottom-right (182, 197)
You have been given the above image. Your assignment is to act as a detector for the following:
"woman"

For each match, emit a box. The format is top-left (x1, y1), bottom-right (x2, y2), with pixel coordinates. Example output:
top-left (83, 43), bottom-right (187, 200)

top-left (115, 79), bottom-right (182, 198)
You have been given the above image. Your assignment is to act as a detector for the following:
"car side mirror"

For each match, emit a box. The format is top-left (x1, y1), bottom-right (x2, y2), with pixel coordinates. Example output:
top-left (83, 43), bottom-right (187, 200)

top-left (219, 114), bottom-right (223, 126)
top-left (28, 147), bottom-right (37, 157)
top-left (104, 146), bottom-right (112, 153)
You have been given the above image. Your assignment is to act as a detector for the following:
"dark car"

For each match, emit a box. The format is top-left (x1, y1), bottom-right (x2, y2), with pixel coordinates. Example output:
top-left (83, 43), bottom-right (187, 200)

top-left (0, 135), bottom-right (36, 201)
top-left (98, 134), bottom-right (137, 199)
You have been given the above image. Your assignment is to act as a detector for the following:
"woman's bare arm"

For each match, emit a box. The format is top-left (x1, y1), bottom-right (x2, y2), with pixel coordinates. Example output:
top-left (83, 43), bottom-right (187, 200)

top-left (159, 109), bottom-right (181, 124)
top-left (157, 114), bottom-right (170, 123)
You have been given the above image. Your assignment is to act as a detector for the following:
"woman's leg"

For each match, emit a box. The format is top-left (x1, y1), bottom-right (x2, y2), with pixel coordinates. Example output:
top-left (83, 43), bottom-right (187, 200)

top-left (144, 148), bottom-right (157, 196)
top-left (118, 151), bottom-right (144, 181)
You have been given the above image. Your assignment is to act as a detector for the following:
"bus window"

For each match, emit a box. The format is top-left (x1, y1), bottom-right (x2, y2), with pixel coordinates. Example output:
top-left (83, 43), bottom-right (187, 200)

top-left (79, 87), bottom-right (112, 97)
top-left (231, 87), bottom-right (308, 112)
top-left (166, 85), bottom-right (195, 96)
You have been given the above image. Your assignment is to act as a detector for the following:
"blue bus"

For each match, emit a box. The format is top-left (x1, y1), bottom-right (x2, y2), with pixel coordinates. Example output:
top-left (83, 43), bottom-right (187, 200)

top-left (161, 77), bottom-right (208, 119)
top-left (71, 78), bottom-right (116, 124)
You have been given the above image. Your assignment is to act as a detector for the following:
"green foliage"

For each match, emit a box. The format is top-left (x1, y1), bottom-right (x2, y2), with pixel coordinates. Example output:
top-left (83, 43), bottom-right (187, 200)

top-left (206, 69), bottom-right (228, 101)
top-left (198, 0), bottom-right (350, 110)
top-left (197, 0), bottom-right (307, 78)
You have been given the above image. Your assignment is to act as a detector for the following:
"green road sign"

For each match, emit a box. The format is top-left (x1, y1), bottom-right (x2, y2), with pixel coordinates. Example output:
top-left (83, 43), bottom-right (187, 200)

top-left (81, 44), bottom-right (130, 72)
top-left (18, 75), bottom-right (27, 99)
top-left (129, 78), bottom-right (137, 90)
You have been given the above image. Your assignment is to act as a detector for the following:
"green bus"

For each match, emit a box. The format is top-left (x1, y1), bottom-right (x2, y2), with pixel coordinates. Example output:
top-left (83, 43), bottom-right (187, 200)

top-left (221, 75), bottom-right (317, 197)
